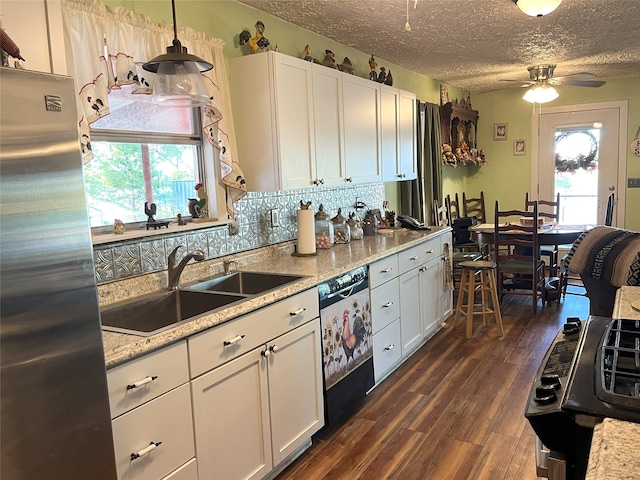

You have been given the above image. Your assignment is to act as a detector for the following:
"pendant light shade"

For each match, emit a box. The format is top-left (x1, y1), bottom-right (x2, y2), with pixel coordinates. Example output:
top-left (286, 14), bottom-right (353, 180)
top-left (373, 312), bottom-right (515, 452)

top-left (142, 0), bottom-right (213, 107)
top-left (513, 0), bottom-right (562, 17)
top-left (522, 84), bottom-right (559, 104)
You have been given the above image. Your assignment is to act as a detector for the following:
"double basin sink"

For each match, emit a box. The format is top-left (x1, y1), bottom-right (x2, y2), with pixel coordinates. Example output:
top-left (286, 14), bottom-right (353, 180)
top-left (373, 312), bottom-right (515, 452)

top-left (100, 271), bottom-right (305, 336)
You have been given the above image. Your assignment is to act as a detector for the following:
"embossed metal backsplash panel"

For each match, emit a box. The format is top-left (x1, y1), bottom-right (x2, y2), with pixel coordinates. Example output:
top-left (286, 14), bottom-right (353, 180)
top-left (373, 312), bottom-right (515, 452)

top-left (93, 183), bottom-right (385, 284)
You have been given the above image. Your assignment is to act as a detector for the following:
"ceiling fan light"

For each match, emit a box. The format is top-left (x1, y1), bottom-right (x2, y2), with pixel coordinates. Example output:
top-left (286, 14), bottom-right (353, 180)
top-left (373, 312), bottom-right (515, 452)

top-left (523, 85), bottom-right (559, 103)
top-left (514, 0), bottom-right (563, 17)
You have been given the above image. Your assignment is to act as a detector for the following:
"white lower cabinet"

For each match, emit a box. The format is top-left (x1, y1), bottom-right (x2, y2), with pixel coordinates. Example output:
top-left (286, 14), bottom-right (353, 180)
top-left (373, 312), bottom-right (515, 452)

top-left (190, 292), bottom-right (324, 480)
top-left (163, 459), bottom-right (198, 480)
top-left (372, 319), bottom-right (402, 382)
top-left (111, 384), bottom-right (195, 480)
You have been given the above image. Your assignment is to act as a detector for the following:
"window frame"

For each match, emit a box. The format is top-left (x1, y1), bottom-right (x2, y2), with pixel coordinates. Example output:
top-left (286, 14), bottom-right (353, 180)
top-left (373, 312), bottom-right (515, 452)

top-left (88, 107), bottom-right (227, 243)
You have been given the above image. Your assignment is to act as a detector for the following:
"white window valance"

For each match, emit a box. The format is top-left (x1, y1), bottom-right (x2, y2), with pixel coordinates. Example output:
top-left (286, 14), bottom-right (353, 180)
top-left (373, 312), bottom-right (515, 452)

top-left (62, 0), bottom-right (246, 213)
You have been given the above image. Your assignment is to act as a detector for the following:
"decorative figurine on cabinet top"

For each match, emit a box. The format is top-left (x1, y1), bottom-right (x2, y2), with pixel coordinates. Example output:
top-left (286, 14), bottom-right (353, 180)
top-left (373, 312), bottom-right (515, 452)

top-left (113, 219), bottom-right (125, 234)
top-left (321, 49), bottom-right (337, 69)
top-left (303, 45), bottom-right (313, 62)
top-left (338, 57), bottom-right (355, 75)
top-left (239, 20), bottom-right (270, 54)
top-left (368, 54), bottom-right (377, 81)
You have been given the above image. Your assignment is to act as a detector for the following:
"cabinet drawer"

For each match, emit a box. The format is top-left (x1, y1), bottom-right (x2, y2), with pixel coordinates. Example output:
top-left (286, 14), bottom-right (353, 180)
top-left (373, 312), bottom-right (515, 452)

top-left (107, 341), bottom-right (189, 419)
top-left (163, 458), bottom-right (198, 480)
top-left (370, 278), bottom-right (400, 333)
top-left (189, 288), bottom-right (319, 378)
top-left (369, 254), bottom-right (399, 288)
top-left (373, 319), bottom-right (402, 382)
top-left (398, 238), bottom-right (440, 274)
top-left (112, 384), bottom-right (195, 480)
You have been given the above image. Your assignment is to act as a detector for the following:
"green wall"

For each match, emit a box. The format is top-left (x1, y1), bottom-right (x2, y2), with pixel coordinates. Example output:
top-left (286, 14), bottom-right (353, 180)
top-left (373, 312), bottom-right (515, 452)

top-left (102, 0), bottom-right (639, 230)
top-left (469, 76), bottom-right (640, 230)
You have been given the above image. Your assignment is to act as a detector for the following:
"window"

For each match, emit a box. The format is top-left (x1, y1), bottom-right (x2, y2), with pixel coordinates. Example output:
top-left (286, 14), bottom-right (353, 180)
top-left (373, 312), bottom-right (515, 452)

top-left (85, 86), bottom-right (205, 228)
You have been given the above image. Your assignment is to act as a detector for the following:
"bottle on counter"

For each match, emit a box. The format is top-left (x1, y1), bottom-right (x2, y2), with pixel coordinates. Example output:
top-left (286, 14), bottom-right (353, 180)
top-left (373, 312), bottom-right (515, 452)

top-left (362, 210), bottom-right (378, 236)
top-left (348, 212), bottom-right (364, 240)
top-left (315, 204), bottom-right (334, 249)
top-left (331, 208), bottom-right (350, 244)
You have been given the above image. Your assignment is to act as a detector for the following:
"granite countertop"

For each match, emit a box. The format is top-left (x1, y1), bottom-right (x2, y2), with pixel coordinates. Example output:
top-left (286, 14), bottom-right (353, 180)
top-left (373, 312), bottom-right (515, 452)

top-left (101, 226), bottom-right (450, 369)
top-left (585, 285), bottom-right (640, 479)
top-left (586, 418), bottom-right (640, 479)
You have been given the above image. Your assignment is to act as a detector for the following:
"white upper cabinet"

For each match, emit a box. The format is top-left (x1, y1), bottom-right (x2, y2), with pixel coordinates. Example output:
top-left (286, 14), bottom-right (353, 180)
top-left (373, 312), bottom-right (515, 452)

top-left (230, 51), bottom-right (417, 191)
top-left (311, 64), bottom-right (346, 186)
top-left (381, 85), bottom-right (417, 182)
top-left (0, 0), bottom-right (67, 74)
top-left (342, 74), bottom-right (382, 184)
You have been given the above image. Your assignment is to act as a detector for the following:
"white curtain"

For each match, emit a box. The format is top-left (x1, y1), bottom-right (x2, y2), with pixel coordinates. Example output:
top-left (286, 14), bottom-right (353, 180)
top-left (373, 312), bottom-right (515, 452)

top-left (62, 0), bottom-right (246, 214)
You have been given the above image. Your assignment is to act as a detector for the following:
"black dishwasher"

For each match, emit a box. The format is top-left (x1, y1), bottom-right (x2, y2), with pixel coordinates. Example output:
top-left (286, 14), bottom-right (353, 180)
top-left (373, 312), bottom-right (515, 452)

top-left (318, 266), bottom-right (374, 425)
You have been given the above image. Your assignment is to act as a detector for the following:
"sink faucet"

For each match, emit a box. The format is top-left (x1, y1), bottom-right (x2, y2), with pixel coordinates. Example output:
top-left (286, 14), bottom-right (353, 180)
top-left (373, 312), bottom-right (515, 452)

top-left (167, 246), bottom-right (205, 290)
top-left (223, 259), bottom-right (238, 275)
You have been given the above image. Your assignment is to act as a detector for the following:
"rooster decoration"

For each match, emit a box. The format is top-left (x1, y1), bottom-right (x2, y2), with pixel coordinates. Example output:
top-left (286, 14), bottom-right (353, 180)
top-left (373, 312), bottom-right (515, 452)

top-left (341, 309), bottom-right (367, 362)
top-left (188, 183), bottom-right (208, 218)
top-left (239, 21), bottom-right (270, 54)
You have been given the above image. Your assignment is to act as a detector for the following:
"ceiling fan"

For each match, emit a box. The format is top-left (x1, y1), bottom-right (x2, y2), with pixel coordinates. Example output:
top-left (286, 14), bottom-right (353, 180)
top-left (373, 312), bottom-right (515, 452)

top-left (503, 64), bottom-right (606, 88)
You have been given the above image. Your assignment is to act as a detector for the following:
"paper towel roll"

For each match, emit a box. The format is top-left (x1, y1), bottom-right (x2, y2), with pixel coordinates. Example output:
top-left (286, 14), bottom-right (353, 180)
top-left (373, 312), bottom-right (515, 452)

top-left (297, 209), bottom-right (316, 254)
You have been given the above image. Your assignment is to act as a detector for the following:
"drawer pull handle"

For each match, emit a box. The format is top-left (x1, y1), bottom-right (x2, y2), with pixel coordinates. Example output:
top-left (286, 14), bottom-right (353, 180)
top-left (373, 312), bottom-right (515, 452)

top-left (380, 267), bottom-right (393, 273)
top-left (261, 349), bottom-right (271, 358)
top-left (126, 376), bottom-right (158, 390)
top-left (223, 334), bottom-right (245, 346)
top-left (270, 345), bottom-right (280, 354)
top-left (131, 441), bottom-right (162, 461)
top-left (410, 256), bottom-right (420, 261)
top-left (419, 266), bottom-right (427, 272)
top-left (426, 249), bottom-right (435, 254)
top-left (384, 344), bottom-right (395, 351)
top-left (382, 302), bottom-right (394, 308)
top-left (290, 307), bottom-right (306, 316)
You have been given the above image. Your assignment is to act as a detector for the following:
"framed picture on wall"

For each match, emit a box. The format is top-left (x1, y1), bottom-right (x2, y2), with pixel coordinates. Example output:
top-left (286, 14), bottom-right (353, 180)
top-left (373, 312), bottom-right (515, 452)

top-left (513, 139), bottom-right (526, 156)
top-left (493, 123), bottom-right (508, 141)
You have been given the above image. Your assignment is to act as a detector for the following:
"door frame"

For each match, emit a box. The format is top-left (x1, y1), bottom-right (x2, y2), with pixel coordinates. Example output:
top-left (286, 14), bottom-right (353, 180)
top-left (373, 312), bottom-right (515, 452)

top-left (530, 100), bottom-right (628, 227)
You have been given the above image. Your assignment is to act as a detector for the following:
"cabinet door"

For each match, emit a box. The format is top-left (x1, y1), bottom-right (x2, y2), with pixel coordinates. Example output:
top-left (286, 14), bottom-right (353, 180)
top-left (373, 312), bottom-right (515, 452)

top-left (268, 319), bottom-right (324, 465)
top-left (0, 0), bottom-right (66, 74)
top-left (274, 54), bottom-right (316, 189)
top-left (420, 259), bottom-right (441, 340)
top-left (342, 75), bottom-right (381, 183)
top-left (399, 267), bottom-right (423, 356)
top-left (380, 85), bottom-right (400, 182)
top-left (191, 348), bottom-right (272, 480)
top-left (398, 90), bottom-right (417, 180)
top-left (312, 65), bottom-right (345, 186)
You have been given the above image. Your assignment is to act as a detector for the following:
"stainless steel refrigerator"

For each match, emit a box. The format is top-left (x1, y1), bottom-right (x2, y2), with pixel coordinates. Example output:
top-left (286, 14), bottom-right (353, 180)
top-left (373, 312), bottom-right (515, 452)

top-left (1, 67), bottom-right (117, 479)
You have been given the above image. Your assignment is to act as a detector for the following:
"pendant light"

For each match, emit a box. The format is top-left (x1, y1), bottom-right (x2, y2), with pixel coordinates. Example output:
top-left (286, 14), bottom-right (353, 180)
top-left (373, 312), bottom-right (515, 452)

top-left (142, 0), bottom-right (213, 107)
top-left (513, 0), bottom-right (562, 17)
top-left (522, 83), bottom-right (559, 104)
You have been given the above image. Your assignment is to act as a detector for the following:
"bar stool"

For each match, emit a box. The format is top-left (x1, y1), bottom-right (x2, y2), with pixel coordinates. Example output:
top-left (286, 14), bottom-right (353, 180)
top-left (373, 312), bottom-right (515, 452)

top-left (454, 260), bottom-right (504, 339)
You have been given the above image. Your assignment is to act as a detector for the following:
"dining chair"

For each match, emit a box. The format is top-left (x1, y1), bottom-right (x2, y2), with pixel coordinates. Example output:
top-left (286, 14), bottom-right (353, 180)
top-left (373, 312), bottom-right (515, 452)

top-left (436, 198), bottom-right (481, 288)
top-left (447, 194), bottom-right (485, 257)
top-left (605, 192), bottom-right (615, 226)
top-left (462, 191), bottom-right (487, 224)
top-left (494, 200), bottom-right (546, 314)
top-left (525, 192), bottom-right (560, 277)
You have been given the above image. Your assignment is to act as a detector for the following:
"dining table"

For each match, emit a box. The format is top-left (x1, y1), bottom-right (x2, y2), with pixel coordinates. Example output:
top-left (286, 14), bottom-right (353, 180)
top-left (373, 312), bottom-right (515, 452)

top-left (469, 223), bottom-right (593, 248)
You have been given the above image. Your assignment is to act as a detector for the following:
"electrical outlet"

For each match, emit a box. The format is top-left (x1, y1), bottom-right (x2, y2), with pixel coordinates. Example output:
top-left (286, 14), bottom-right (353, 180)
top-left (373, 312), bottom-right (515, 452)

top-left (628, 178), bottom-right (640, 188)
top-left (270, 209), bottom-right (280, 227)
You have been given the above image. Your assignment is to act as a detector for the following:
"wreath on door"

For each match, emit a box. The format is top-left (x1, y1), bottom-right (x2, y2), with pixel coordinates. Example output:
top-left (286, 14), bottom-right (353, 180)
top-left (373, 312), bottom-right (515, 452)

top-left (555, 130), bottom-right (598, 173)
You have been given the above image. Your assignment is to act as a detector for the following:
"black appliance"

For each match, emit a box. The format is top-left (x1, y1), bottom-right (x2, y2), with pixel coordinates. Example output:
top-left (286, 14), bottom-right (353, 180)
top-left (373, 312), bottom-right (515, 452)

top-left (525, 316), bottom-right (640, 479)
top-left (318, 266), bottom-right (374, 425)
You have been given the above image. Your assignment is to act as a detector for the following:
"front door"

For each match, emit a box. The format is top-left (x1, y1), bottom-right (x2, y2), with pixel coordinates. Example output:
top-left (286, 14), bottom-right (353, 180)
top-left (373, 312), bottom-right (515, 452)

top-left (534, 102), bottom-right (626, 227)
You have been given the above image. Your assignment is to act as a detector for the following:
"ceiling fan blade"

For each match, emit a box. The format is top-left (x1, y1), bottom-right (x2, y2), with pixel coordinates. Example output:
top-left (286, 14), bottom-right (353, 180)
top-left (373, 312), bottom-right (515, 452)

top-left (499, 79), bottom-right (534, 87)
top-left (555, 78), bottom-right (606, 87)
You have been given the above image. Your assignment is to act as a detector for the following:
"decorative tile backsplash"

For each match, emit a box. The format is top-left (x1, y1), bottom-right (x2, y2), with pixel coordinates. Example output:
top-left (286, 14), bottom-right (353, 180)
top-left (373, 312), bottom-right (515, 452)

top-left (93, 182), bottom-right (386, 284)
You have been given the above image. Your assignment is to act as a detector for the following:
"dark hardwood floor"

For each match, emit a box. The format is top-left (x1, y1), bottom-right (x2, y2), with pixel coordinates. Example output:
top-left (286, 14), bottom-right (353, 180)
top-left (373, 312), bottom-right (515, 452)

top-left (277, 293), bottom-right (591, 480)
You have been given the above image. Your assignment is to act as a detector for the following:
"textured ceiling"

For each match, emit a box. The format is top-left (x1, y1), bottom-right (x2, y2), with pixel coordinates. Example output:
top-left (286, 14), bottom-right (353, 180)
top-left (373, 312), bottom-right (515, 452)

top-left (236, 0), bottom-right (640, 93)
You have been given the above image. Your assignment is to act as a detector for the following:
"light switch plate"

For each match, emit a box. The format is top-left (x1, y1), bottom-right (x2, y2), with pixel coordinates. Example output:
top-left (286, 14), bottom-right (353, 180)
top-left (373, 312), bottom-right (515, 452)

top-left (270, 209), bottom-right (280, 227)
top-left (628, 178), bottom-right (640, 188)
